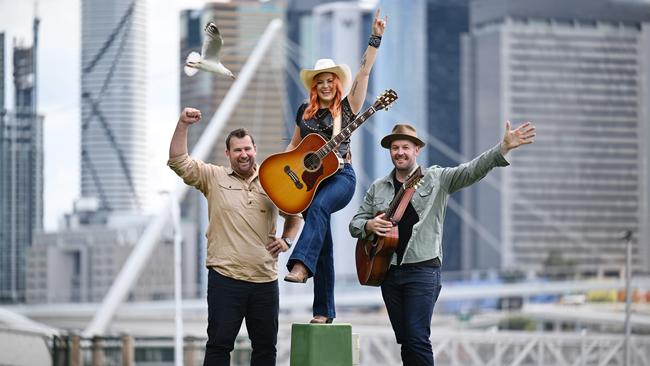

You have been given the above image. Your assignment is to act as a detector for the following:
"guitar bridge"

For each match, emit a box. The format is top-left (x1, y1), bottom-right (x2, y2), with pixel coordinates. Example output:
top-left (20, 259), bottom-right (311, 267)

top-left (283, 165), bottom-right (304, 189)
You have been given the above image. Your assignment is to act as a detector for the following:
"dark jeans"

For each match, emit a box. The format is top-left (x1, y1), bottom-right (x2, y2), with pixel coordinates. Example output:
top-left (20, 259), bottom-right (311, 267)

top-left (204, 269), bottom-right (279, 366)
top-left (380, 264), bottom-right (442, 366)
top-left (287, 164), bottom-right (356, 318)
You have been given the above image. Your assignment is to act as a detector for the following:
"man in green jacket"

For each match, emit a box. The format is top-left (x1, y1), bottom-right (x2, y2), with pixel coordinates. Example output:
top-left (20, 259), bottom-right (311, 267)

top-left (349, 121), bottom-right (535, 365)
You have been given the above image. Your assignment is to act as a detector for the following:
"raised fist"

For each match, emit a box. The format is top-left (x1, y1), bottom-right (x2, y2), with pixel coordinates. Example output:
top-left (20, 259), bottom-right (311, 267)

top-left (180, 108), bottom-right (201, 125)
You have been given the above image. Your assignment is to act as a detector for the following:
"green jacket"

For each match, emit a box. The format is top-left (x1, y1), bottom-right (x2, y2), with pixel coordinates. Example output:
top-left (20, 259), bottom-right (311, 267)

top-left (349, 144), bottom-right (509, 265)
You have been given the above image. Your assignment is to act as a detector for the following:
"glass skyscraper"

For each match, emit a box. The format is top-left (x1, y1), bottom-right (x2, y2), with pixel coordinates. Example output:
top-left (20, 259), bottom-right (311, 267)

top-left (80, 0), bottom-right (147, 215)
top-left (0, 18), bottom-right (43, 303)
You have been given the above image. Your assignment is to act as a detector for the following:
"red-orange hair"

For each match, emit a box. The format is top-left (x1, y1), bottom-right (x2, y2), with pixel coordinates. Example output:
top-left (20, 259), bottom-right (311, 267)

top-left (302, 73), bottom-right (344, 121)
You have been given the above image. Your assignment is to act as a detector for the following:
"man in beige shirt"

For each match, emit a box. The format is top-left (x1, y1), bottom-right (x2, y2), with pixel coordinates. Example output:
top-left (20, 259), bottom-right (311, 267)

top-left (168, 107), bottom-right (302, 366)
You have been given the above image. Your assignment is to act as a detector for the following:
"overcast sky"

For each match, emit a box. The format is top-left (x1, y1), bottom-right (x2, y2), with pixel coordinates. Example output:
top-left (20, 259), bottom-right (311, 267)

top-left (1, 0), bottom-right (209, 230)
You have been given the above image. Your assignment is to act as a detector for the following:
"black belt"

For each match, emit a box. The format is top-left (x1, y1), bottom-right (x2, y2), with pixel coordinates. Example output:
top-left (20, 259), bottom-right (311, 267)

top-left (396, 257), bottom-right (441, 268)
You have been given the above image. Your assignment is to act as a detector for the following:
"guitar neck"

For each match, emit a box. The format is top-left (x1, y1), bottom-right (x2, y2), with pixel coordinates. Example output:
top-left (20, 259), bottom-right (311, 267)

top-left (386, 167), bottom-right (423, 221)
top-left (386, 185), bottom-right (406, 220)
top-left (316, 106), bottom-right (376, 158)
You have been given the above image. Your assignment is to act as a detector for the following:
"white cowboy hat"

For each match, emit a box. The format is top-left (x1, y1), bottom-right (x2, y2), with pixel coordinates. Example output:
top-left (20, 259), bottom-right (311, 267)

top-left (299, 58), bottom-right (352, 93)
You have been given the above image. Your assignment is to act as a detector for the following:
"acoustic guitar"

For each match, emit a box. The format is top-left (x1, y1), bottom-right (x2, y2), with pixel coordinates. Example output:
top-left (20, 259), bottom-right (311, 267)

top-left (355, 167), bottom-right (424, 286)
top-left (259, 89), bottom-right (398, 214)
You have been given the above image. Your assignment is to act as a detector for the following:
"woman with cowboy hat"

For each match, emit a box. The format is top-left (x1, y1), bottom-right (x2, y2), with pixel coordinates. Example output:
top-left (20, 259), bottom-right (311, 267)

top-left (282, 9), bottom-right (388, 324)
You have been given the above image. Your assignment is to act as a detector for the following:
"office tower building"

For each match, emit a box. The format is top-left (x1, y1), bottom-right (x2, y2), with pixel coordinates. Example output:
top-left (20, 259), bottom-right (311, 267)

top-left (0, 32), bottom-right (4, 113)
top-left (0, 18), bottom-right (43, 303)
top-left (80, 0), bottom-right (147, 215)
top-left (26, 218), bottom-right (198, 303)
top-left (462, 0), bottom-right (650, 271)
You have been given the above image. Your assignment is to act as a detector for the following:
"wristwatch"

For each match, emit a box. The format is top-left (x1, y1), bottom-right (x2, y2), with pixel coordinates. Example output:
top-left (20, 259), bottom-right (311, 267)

top-left (282, 237), bottom-right (293, 249)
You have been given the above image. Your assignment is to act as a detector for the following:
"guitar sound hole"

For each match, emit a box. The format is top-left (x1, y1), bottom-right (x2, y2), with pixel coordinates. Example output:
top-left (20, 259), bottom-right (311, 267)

top-left (303, 153), bottom-right (321, 171)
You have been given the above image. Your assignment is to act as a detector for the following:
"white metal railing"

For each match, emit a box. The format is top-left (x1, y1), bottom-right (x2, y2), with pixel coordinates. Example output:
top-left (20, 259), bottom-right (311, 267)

top-left (276, 328), bottom-right (650, 366)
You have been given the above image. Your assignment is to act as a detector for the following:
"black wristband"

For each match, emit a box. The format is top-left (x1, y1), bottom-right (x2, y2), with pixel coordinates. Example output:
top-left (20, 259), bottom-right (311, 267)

top-left (368, 34), bottom-right (382, 48)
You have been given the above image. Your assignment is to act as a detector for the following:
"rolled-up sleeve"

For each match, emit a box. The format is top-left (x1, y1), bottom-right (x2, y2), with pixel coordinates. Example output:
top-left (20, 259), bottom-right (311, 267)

top-left (167, 153), bottom-right (213, 195)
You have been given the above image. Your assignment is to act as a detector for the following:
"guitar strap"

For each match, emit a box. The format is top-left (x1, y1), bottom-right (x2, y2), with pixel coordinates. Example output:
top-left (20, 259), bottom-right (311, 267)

top-left (392, 166), bottom-right (420, 221)
top-left (332, 113), bottom-right (342, 137)
top-left (392, 188), bottom-right (416, 222)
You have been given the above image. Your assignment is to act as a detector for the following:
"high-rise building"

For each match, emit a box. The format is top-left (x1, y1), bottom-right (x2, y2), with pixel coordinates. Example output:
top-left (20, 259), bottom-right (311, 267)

top-left (179, 1), bottom-right (287, 294)
top-left (80, 0), bottom-right (147, 215)
top-left (462, 0), bottom-right (650, 272)
top-left (374, 0), bottom-right (470, 271)
top-left (0, 18), bottom-right (43, 303)
top-left (1, 32), bottom-right (4, 113)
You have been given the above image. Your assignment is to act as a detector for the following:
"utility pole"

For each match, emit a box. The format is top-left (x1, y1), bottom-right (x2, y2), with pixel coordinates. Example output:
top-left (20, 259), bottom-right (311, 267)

top-left (622, 230), bottom-right (632, 366)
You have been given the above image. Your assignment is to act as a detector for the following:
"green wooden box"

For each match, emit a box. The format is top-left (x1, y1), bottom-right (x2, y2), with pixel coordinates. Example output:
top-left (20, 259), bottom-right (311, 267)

top-left (290, 323), bottom-right (353, 366)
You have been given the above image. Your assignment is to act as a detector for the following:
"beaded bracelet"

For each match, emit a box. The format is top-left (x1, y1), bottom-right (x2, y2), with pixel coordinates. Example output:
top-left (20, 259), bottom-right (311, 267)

top-left (368, 34), bottom-right (382, 48)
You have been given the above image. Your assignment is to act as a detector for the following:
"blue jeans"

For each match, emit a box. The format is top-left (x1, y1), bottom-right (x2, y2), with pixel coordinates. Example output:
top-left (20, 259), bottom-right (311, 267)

top-left (380, 264), bottom-right (442, 366)
top-left (204, 269), bottom-right (279, 366)
top-left (287, 164), bottom-right (356, 319)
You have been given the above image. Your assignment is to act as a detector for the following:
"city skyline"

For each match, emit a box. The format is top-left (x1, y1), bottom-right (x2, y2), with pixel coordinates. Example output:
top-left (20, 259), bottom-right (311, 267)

top-left (0, 0), bottom-right (648, 245)
top-left (0, 0), bottom-right (208, 230)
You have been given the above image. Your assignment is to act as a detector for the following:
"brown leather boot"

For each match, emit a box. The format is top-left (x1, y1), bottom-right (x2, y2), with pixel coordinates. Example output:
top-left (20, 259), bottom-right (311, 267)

top-left (284, 262), bottom-right (309, 283)
top-left (310, 315), bottom-right (333, 324)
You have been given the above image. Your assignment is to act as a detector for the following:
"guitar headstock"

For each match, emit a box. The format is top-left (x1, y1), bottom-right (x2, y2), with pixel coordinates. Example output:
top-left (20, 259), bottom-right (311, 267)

top-left (405, 166), bottom-right (424, 189)
top-left (372, 89), bottom-right (398, 111)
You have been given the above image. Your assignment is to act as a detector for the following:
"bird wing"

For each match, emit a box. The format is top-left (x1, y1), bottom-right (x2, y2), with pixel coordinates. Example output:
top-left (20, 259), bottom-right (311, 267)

top-left (202, 22), bottom-right (223, 61)
top-left (184, 52), bottom-right (201, 77)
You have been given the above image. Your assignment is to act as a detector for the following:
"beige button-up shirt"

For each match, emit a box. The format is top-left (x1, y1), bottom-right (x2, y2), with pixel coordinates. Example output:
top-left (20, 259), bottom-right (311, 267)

top-left (168, 153), bottom-right (281, 283)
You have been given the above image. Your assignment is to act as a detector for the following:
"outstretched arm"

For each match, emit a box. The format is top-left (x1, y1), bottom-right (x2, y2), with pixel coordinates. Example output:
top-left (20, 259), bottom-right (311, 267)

top-left (347, 9), bottom-right (387, 114)
top-left (500, 120), bottom-right (536, 156)
top-left (169, 108), bottom-right (202, 158)
top-left (441, 120), bottom-right (536, 193)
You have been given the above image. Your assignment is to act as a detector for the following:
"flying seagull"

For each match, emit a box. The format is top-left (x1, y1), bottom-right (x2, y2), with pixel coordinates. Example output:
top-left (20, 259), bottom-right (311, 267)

top-left (184, 22), bottom-right (236, 79)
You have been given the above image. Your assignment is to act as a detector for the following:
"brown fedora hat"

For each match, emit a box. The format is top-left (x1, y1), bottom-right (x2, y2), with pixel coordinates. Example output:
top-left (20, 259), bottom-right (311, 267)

top-left (380, 123), bottom-right (426, 149)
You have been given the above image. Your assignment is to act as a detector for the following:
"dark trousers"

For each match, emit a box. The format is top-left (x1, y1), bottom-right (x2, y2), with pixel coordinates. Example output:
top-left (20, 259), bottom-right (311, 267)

top-left (204, 269), bottom-right (279, 366)
top-left (380, 264), bottom-right (442, 366)
top-left (287, 164), bottom-right (356, 318)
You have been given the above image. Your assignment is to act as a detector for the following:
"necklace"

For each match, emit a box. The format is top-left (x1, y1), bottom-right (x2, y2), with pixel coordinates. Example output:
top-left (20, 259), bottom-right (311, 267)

top-left (302, 108), bottom-right (333, 132)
